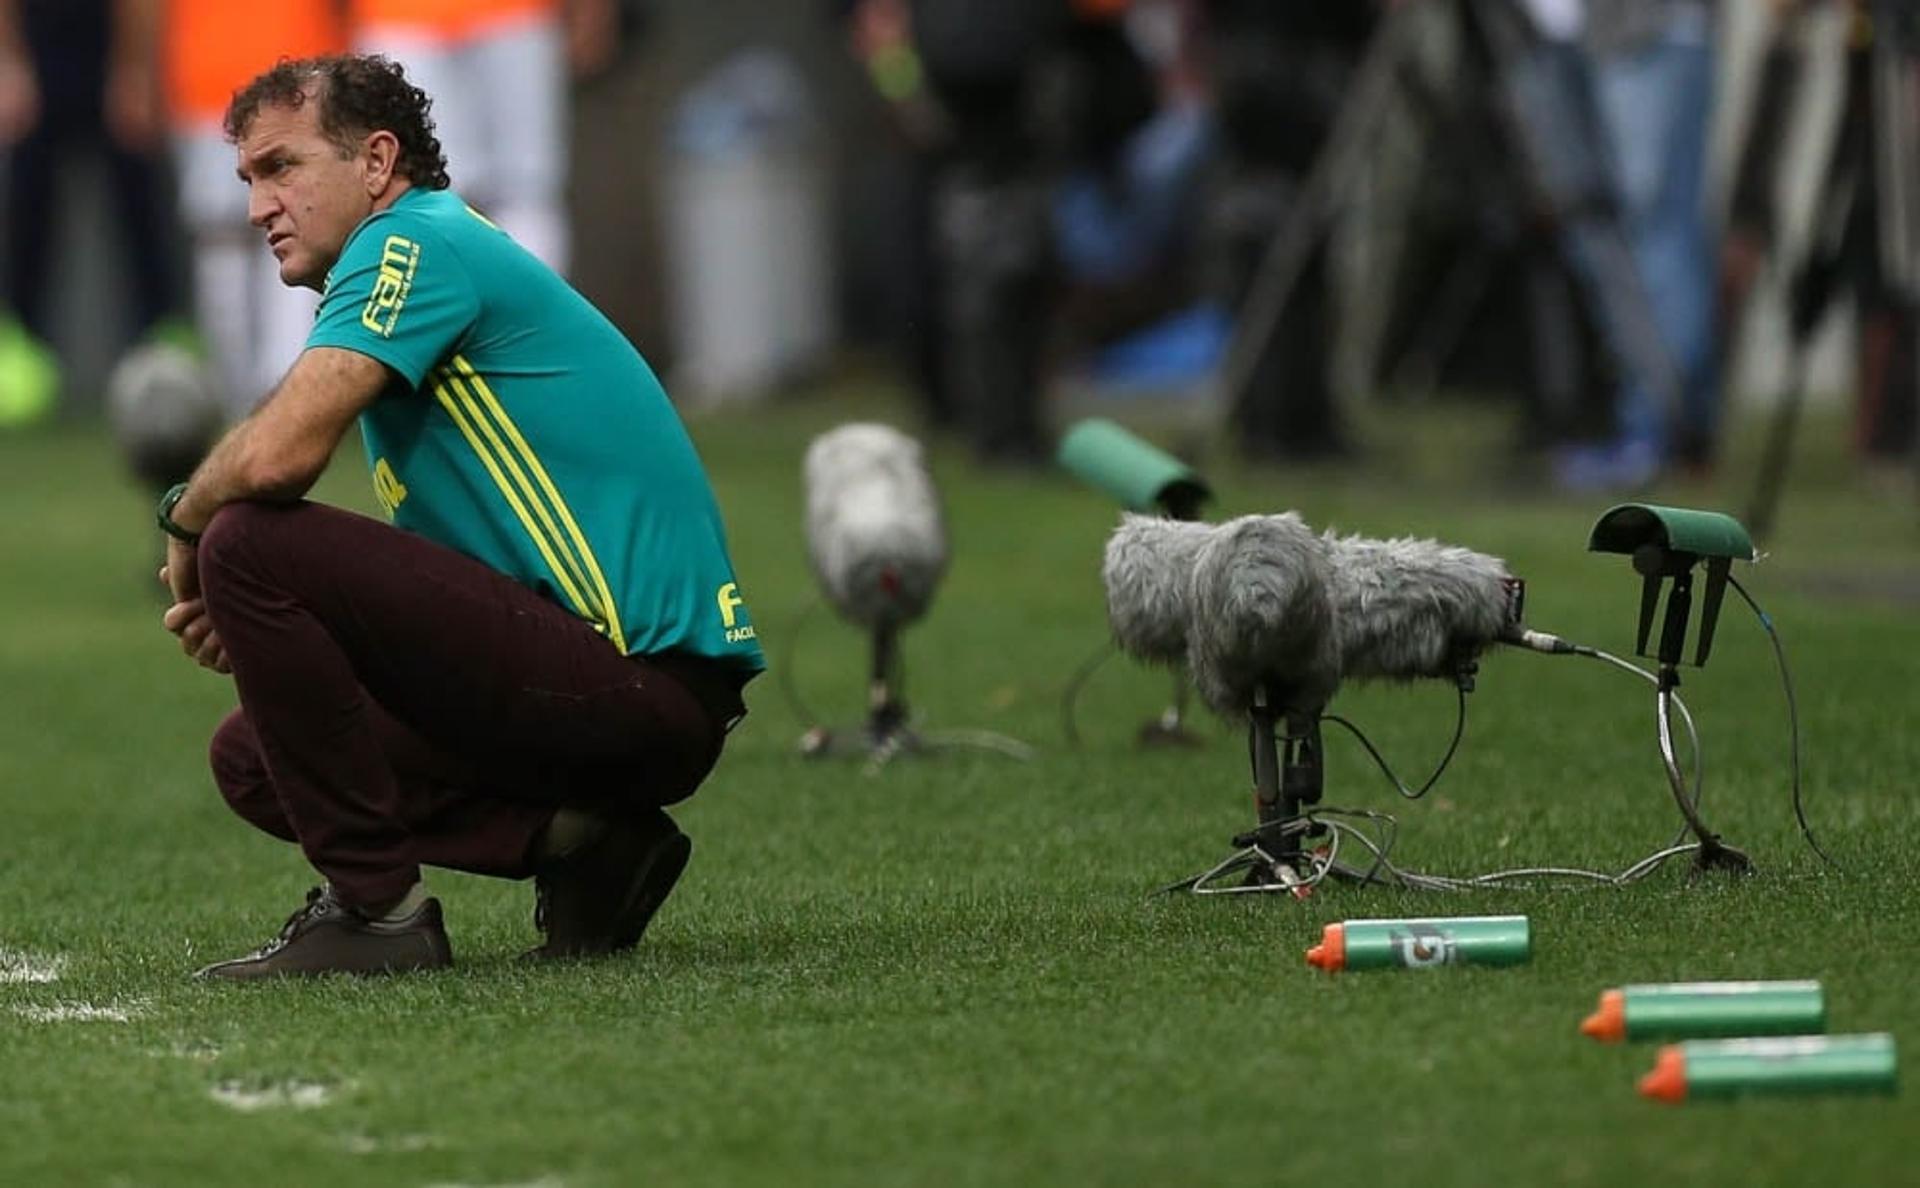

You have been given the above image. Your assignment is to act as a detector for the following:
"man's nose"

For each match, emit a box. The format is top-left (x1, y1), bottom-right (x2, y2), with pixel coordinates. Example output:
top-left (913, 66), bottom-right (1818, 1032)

top-left (247, 184), bottom-right (278, 228)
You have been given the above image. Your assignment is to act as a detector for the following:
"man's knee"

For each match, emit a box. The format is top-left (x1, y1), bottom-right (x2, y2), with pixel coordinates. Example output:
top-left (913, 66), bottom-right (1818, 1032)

top-left (198, 501), bottom-right (337, 615)
top-left (196, 500), bottom-right (283, 577)
top-left (208, 710), bottom-right (296, 842)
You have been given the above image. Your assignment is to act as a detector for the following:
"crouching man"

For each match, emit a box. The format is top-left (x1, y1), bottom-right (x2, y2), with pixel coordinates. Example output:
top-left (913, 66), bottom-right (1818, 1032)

top-left (158, 54), bottom-right (763, 979)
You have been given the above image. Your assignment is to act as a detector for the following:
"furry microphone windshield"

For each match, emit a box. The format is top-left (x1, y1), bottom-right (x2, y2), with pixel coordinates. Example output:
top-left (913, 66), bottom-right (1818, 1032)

top-left (1101, 513), bottom-right (1217, 664)
top-left (1322, 532), bottom-right (1516, 681)
top-left (804, 423), bottom-right (949, 630)
top-left (1185, 514), bottom-right (1341, 718)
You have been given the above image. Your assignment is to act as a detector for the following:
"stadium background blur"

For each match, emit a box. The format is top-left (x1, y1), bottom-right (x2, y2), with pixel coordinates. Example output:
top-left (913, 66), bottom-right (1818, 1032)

top-left (0, 0), bottom-right (1912, 500)
top-left (0, 11), bottom-right (1915, 1179)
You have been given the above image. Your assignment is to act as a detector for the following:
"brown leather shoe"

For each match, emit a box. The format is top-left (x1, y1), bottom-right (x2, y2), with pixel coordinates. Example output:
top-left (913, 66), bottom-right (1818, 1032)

top-left (195, 886), bottom-right (453, 981)
top-left (526, 811), bottom-right (690, 960)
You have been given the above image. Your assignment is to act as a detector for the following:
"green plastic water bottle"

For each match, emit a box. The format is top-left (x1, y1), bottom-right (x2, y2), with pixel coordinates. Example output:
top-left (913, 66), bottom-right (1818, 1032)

top-left (1304, 915), bottom-right (1530, 972)
top-left (1582, 981), bottom-right (1825, 1043)
top-left (1639, 1033), bottom-right (1898, 1103)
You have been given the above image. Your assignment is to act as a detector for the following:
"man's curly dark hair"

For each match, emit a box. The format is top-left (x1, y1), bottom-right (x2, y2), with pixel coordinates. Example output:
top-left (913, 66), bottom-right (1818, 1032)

top-left (224, 54), bottom-right (451, 191)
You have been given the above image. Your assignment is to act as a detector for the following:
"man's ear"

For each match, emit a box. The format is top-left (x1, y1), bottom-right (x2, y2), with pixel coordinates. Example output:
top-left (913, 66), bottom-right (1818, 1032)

top-left (363, 129), bottom-right (402, 196)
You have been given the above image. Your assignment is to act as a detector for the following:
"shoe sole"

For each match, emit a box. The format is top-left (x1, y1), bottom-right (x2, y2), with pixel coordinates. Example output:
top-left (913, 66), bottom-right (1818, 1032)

top-left (610, 831), bottom-right (691, 952)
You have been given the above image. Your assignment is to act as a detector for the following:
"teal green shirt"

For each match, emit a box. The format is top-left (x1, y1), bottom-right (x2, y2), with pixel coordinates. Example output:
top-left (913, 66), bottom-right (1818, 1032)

top-left (306, 188), bottom-right (763, 675)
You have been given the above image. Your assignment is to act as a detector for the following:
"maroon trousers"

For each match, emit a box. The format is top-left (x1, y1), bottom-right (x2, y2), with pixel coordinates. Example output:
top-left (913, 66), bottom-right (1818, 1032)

top-left (198, 501), bottom-right (745, 908)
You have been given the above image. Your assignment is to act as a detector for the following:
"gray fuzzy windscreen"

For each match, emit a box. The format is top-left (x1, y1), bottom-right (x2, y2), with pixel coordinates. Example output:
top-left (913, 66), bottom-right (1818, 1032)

top-left (1323, 533), bottom-right (1512, 680)
top-left (1186, 513), bottom-right (1341, 717)
top-left (1102, 514), bottom-right (1216, 664)
top-left (803, 423), bottom-right (949, 629)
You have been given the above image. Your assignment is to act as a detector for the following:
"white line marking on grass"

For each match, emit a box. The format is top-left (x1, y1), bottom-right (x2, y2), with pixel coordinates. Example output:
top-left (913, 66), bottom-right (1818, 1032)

top-left (169, 1041), bottom-right (222, 1062)
top-left (0, 948), bottom-right (64, 984)
top-left (14, 999), bottom-right (142, 1022)
top-left (209, 1080), bottom-right (336, 1112)
top-left (339, 1133), bottom-right (438, 1155)
top-left (423, 1179), bottom-right (566, 1188)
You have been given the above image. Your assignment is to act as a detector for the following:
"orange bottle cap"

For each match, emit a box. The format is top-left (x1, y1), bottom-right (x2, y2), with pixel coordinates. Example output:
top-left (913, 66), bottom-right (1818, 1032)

top-left (1637, 1045), bottom-right (1689, 1103)
top-left (1305, 922), bottom-right (1346, 972)
top-left (1581, 989), bottom-right (1627, 1042)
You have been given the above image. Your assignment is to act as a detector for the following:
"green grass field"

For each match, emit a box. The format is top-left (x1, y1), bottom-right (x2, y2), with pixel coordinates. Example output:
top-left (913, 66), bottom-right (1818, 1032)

top-left (1, 388), bottom-right (1915, 1185)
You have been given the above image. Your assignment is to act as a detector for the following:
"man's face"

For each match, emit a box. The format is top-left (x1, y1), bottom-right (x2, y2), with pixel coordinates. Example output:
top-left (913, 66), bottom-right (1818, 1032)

top-left (236, 95), bottom-right (377, 290)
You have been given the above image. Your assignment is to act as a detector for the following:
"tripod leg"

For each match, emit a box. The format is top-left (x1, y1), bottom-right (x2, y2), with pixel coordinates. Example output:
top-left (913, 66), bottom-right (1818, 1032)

top-left (1216, 5), bottom-right (1418, 429)
top-left (1744, 356), bottom-right (1811, 541)
top-left (1747, 215), bottom-right (1845, 539)
top-left (867, 624), bottom-right (908, 747)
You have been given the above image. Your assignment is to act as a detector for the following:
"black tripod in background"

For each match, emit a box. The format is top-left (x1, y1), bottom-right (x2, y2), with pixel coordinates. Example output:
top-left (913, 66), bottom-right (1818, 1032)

top-left (1214, 0), bottom-right (1682, 456)
top-left (1740, 0), bottom-right (1920, 540)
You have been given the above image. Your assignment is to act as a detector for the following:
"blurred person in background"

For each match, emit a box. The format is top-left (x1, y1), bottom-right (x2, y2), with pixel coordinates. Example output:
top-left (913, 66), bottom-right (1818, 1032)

top-left (164, 0), bottom-right (345, 421)
top-left (347, 0), bottom-right (619, 275)
top-left (840, 0), bottom-right (954, 430)
top-left (1044, 1), bottom-right (1219, 399)
top-left (0, 0), bottom-right (182, 427)
top-left (842, 0), bottom-right (1211, 466)
top-left (1725, 0), bottom-right (1919, 480)
top-left (1552, 0), bottom-right (1722, 489)
top-left (841, 0), bottom-right (1080, 466)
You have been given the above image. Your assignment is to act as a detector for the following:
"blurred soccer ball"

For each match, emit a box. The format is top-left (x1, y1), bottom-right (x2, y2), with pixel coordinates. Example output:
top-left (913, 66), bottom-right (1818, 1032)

top-left (106, 343), bottom-right (224, 488)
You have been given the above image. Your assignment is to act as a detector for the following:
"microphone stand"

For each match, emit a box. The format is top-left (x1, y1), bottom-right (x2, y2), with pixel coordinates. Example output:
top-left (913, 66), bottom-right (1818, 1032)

top-left (798, 623), bottom-right (1035, 772)
top-left (1161, 684), bottom-right (1332, 897)
top-left (867, 622), bottom-right (909, 748)
top-left (1640, 557), bottom-right (1753, 875)
top-left (1162, 655), bottom-right (1492, 897)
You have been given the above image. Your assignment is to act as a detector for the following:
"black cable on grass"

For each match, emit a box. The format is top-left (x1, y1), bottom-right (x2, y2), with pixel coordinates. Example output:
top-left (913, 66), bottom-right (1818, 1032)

top-left (776, 597), bottom-right (829, 729)
top-left (1285, 803), bottom-right (1703, 891)
top-left (1154, 635), bottom-right (1762, 896)
top-left (1174, 615), bottom-right (1828, 895)
top-left (1059, 641), bottom-right (1118, 749)
top-left (1729, 575), bottom-right (1832, 866)
top-left (1352, 641), bottom-right (1709, 888)
top-left (1320, 683), bottom-right (1468, 801)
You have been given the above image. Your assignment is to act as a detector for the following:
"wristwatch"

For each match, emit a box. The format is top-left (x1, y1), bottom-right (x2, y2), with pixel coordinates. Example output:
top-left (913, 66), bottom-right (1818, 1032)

top-left (157, 482), bottom-right (201, 545)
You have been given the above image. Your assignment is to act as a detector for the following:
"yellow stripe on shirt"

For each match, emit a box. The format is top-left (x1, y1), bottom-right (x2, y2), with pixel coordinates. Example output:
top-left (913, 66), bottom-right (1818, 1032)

top-left (451, 355), bottom-right (628, 653)
top-left (435, 365), bottom-right (602, 626)
top-left (430, 373), bottom-right (601, 630)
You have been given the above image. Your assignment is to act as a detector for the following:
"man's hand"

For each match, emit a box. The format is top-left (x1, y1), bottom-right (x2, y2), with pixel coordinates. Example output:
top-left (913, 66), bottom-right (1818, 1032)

top-left (162, 596), bottom-right (230, 673)
top-left (163, 534), bottom-right (199, 604)
top-left (159, 544), bottom-right (229, 673)
top-left (154, 347), bottom-right (387, 675)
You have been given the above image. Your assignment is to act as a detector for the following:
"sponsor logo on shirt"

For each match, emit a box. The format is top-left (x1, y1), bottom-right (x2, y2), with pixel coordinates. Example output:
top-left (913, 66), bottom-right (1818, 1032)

top-left (372, 457), bottom-right (408, 517)
top-left (361, 235), bottom-right (422, 337)
top-left (717, 582), bottom-right (757, 643)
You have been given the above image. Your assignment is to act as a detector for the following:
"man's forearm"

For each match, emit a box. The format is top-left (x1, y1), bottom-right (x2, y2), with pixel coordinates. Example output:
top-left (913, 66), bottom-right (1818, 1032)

top-left (169, 416), bottom-right (318, 535)
top-left (166, 347), bottom-right (392, 536)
